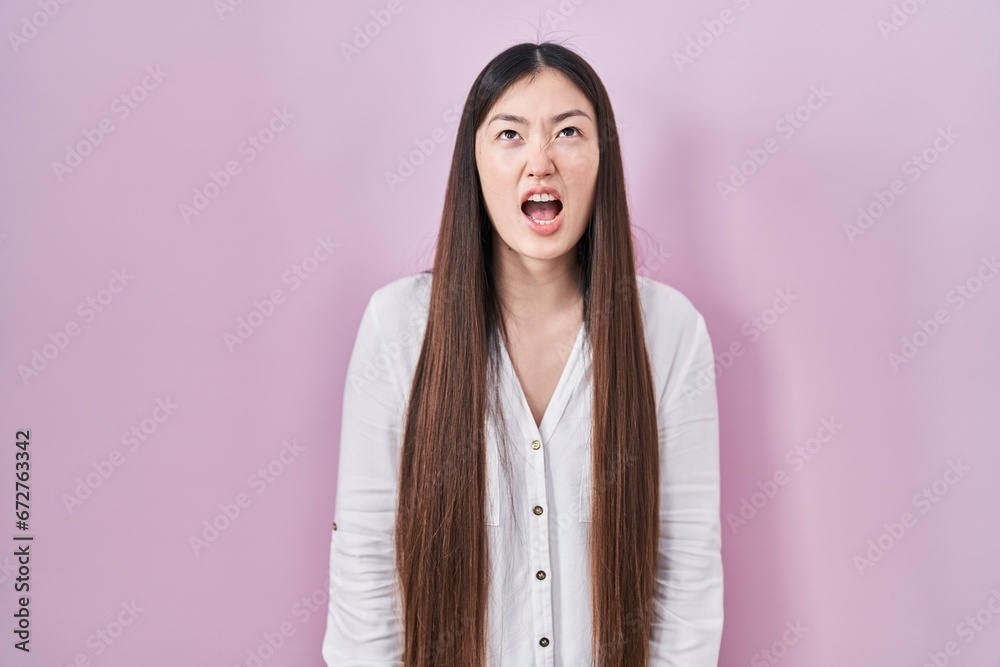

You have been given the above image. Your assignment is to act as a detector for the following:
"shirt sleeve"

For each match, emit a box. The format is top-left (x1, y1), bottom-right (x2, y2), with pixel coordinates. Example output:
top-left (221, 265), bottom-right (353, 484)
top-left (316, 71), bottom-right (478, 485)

top-left (322, 290), bottom-right (406, 666)
top-left (648, 310), bottom-right (724, 666)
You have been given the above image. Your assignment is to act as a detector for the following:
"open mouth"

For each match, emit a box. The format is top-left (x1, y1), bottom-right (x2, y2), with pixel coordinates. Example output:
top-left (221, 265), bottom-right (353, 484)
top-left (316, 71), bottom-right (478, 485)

top-left (521, 194), bottom-right (563, 224)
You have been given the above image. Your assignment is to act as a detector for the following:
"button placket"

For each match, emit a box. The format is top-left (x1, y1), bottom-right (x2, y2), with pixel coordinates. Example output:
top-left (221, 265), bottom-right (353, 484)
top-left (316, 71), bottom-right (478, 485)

top-left (526, 431), bottom-right (555, 666)
top-left (499, 324), bottom-right (586, 667)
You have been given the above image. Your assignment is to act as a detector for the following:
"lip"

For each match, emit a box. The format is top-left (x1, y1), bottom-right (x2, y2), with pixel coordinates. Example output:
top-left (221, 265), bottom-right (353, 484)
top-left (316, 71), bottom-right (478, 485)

top-left (520, 185), bottom-right (564, 236)
top-left (520, 185), bottom-right (563, 204)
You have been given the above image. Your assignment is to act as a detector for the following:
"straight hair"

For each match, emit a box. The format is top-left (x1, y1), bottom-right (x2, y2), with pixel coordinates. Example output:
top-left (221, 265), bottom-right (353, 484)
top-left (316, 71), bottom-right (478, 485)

top-left (394, 40), bottom-right (660, 666)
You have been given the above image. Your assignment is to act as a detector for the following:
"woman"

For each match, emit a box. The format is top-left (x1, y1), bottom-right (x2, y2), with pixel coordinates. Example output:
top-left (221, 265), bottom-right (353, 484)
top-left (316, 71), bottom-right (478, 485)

top-left (323, 41), bottom-right (723, 666)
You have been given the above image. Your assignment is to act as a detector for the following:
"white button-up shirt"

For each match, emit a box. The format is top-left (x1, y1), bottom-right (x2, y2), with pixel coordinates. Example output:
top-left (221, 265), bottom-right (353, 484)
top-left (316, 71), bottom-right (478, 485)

top-left (323, 272), bottom-right (723, 666)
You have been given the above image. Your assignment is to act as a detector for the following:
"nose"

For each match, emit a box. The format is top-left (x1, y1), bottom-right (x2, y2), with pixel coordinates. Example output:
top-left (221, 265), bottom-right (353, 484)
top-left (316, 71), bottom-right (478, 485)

top-left (525, 139), bottom-right (555, 179)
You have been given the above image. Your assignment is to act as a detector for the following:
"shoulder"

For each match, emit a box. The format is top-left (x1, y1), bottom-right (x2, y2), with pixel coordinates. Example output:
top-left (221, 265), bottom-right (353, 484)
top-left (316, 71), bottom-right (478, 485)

top-left (364, 271), bottom-right (433, 334)
top-left (350, 272), bottom-right (431, 386)
top-left (636, 274), bottom-right (707, 340)
top-left (635, 275), bottom-right (713, 401)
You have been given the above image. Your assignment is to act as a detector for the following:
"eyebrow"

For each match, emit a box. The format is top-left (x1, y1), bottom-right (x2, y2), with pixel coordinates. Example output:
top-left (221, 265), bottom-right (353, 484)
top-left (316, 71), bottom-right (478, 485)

top-left (487, 109), bottom-right (592, 126)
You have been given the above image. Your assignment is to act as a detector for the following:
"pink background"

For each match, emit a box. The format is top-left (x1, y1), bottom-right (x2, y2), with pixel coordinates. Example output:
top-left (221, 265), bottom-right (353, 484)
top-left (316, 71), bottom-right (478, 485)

top-left (2, 1), bottom-right (999, 665)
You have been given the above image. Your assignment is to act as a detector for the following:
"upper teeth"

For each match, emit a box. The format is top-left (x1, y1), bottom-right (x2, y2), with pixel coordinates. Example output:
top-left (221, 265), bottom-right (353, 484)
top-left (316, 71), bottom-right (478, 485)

top-left (526, 193), bottom-right (559, 202)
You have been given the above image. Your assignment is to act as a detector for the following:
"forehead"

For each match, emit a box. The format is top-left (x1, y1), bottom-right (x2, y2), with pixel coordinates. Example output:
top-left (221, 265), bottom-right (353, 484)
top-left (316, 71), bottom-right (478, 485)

top-left (487, 68), bottom-right (594, 120)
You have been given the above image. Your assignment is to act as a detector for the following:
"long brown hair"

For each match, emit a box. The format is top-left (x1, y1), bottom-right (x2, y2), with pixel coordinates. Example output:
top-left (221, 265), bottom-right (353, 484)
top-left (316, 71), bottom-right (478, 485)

top-left (394, 41), bottom-right (660, 666)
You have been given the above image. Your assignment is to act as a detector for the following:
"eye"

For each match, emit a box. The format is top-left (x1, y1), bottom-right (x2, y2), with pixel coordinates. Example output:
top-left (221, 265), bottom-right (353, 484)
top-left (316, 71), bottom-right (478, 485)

top-left (559, 126), bottom-right (581, 138)
top-left (497, 129), bottom-right (521, 140)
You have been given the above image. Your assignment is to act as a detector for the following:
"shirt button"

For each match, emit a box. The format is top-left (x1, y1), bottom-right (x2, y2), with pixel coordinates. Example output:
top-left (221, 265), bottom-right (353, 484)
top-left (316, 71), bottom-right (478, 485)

top-left (332, 522), bottom-right (337, 531)
top-left (531, 439), bottom-right (541, 450)
top-left (533, 505), bottom-right (543, 515)
top-left (536, 570), bottom-right (546, 580)
top-left (539, 637), bottom-right (550, 647)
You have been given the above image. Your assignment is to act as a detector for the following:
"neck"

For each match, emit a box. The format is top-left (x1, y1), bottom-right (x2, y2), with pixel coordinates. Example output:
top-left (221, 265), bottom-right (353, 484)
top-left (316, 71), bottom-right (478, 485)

top-left (492, 232), bottom-right (583, 329)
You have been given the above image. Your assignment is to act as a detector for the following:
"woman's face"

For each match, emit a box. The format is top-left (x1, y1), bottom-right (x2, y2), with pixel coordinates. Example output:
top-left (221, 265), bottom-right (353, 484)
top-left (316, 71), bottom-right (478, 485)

top-left (475, 68), bottom-right (599, 264)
